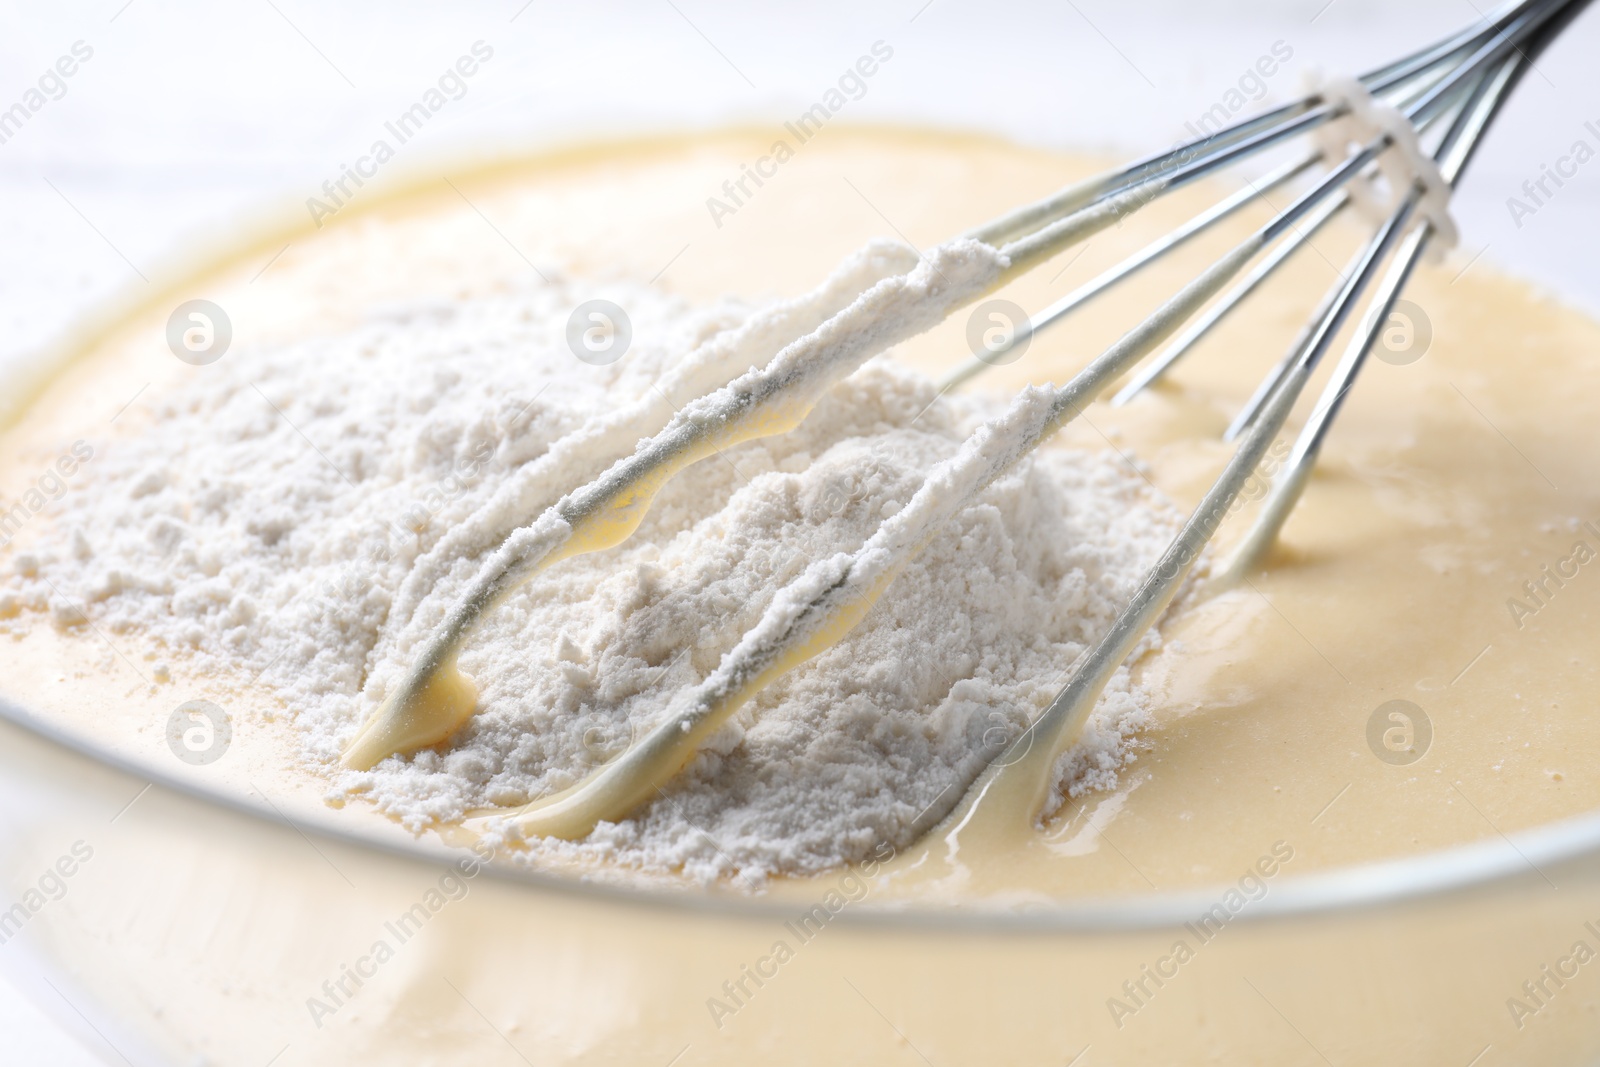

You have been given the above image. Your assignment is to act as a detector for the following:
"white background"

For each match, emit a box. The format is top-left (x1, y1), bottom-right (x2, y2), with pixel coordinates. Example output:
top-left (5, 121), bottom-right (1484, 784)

top-left (1, 1), bottom-right (1596, 1061)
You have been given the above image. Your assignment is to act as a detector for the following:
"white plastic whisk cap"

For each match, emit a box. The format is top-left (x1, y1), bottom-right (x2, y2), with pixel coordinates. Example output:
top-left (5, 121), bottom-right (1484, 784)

top-left (1308, 73), bottom-right (1459, 258)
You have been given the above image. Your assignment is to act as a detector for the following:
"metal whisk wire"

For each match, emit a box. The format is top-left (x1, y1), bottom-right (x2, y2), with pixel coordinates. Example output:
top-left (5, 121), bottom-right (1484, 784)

top-left (340, 0), bottom-right (1586, 846)
top-left (950, 45), bottom-right (1540, 845)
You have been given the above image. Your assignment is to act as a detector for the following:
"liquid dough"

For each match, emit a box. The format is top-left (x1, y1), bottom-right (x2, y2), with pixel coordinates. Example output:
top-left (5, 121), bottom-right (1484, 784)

top-left (2, 128), bottom-right (1599, 911)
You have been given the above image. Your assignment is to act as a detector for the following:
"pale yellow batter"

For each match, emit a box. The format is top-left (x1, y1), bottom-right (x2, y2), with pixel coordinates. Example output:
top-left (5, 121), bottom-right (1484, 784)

top-left (3, 127), bottom-right (1600, 1065)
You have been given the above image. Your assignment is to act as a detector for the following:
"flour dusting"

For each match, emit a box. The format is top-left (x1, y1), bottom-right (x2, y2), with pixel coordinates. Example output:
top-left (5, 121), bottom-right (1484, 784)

top-left (0, 247), bottom-right (1185, 882)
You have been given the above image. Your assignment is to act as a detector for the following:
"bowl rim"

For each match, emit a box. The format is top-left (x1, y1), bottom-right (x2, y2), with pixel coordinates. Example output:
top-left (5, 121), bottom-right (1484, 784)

top-left (5, 667), bottom-right (1590, 937)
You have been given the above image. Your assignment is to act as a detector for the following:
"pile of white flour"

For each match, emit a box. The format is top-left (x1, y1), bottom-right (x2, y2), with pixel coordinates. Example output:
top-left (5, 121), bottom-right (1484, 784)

top-left (1, 250), bottom-right (1185, 882)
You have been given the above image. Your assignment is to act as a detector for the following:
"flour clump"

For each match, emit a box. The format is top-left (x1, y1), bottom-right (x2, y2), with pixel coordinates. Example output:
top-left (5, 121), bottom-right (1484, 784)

top-left (0, 251), bottom-right (1185, 882)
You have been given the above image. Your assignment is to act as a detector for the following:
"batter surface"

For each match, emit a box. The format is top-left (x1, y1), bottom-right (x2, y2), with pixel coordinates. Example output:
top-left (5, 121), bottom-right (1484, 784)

top-left (1, 128), bottom-right (1598, 903)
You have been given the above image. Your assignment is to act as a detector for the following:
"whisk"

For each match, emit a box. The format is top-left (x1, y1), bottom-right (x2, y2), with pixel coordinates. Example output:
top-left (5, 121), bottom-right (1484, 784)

top-left (342, 0), bottom-right (1587, 846)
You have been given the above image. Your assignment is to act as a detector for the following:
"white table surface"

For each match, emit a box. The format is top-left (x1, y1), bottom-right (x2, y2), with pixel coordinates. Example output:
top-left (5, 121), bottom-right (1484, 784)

top-left (1, 1), bottom-right (1596, 1061)
top-left (0, 969), bottom-right (104, 1067)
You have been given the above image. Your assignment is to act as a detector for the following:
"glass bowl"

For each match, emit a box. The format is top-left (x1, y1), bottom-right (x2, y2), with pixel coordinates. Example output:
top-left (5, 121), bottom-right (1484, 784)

top-left (2, 3), bottom-right (1597, 1064)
